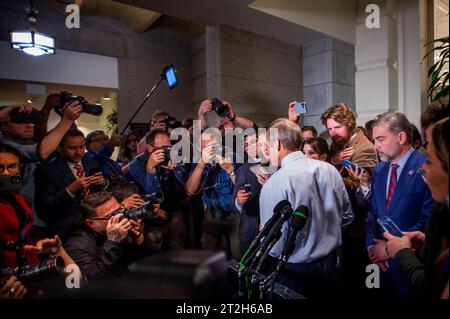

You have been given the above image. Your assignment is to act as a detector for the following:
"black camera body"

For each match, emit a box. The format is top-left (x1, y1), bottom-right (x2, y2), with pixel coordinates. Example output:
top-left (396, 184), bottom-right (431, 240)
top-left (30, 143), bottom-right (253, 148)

top-left (0, 256), bottom-right (65, 283)
top-left (9, 108), bottom-right (42, 124)
top-left (163, 116), bottom-right (182, 130)
top-left (0, 175), bottom-right (22, 192)
top-left (112, 202), bottom-right (158, 221)
top-left (54, 91), bottom-right (103, 117)
top-left (211, 98), bottom-right (229, 118)
top-left (163, 146), bottom-right (172, 165)
top-left (143, 191), bottom-right (164, 204)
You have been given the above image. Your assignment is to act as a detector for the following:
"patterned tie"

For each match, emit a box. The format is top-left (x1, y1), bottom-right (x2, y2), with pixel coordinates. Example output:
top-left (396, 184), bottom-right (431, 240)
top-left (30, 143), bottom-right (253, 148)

top-left (386, 163), bottom-right (399, 211)
top-left (74, 163), bottom-right (89, 197)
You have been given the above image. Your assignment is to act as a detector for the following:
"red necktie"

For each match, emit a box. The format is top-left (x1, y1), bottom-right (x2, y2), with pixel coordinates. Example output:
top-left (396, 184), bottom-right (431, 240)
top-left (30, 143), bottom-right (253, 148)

top-left (386, 163), bottom-right (399, 211)
top-left (74, 163), bottom-right (89, 197)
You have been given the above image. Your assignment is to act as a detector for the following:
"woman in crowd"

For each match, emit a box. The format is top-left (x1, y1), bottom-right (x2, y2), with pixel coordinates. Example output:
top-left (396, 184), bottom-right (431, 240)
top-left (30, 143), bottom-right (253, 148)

top-left (117, 131), bottom-right (139, 167)
top-left (0, 144), bottom-right (77, 299)
top-left (301, 137), bottom-right (329, 161)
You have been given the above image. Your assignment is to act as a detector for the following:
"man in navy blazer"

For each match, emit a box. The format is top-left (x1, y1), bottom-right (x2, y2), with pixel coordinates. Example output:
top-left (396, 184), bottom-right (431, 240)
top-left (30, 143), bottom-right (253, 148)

top-left (365, 112), bottom-right (434, 297)
top-left (231, 132), bottom-right (273, 255)
top-left (35, 129), bottom-right (107, 241)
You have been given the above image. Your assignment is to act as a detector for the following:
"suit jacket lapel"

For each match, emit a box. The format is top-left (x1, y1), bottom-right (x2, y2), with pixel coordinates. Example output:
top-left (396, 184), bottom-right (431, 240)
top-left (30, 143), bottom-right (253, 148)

top-left (388, 151), bottom-right (418, 214)
top-left (57, 157), bottom-right (76, 187)
top-left (376, 163), bottom-right (390, 215)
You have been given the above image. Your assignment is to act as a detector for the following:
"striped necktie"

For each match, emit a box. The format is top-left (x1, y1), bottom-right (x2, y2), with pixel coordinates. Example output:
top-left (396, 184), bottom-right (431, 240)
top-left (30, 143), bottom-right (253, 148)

top-left (74, 163), bottom-right (89, 197)
top-left (386, 163), bottom-right (399, 211)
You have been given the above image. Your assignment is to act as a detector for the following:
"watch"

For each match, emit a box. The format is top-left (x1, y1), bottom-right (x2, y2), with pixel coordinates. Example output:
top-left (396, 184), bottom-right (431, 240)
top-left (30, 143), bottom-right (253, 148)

top-left (228, 170), bottom-right (235, 177)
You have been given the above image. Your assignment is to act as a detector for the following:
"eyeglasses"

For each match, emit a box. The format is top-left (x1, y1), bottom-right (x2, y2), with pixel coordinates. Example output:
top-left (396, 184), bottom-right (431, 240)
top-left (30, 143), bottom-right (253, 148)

top-left (0, 163), bottom-right (21, 174)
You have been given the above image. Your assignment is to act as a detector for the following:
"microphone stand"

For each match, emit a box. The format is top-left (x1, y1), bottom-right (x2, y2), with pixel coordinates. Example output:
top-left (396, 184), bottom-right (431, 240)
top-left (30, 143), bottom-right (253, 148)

top-left (120, 75), bottom-right (165, 135)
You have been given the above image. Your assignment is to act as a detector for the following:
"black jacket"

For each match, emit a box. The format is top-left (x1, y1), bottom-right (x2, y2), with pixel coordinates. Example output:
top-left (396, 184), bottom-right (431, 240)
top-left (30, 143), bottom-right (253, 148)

top-left (231, 163), bottom-right (262, 251)
top-left (64, 225), bottom-right (154, 281)
top-left (394, 199), bottom-right (449, 298)
top-left (34, 155), bottom-right (104, 240)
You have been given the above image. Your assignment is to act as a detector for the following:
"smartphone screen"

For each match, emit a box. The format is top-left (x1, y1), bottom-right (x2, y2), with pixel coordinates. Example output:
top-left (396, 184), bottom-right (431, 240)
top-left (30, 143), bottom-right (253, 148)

top-left (294, 102), bottom-right (308, 115)
top-left (377, 216), bottom-right (403, 237)
top-left (164, 65), bottom-right (178, 89)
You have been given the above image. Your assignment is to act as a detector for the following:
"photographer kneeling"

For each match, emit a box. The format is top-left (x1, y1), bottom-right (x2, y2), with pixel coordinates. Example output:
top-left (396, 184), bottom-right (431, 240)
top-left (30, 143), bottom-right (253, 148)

top-left (64, 191), bottom-right (154, 281)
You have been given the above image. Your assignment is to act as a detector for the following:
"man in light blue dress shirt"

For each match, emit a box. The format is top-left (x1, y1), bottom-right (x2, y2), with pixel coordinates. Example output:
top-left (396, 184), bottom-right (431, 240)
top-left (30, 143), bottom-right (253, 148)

top-left (259, 118), bottom-right (353, 298)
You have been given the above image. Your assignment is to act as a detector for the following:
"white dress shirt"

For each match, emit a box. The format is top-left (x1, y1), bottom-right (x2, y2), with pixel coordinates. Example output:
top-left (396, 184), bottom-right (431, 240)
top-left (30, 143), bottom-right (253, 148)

top-left (259, 151), bottom-right (354, 264)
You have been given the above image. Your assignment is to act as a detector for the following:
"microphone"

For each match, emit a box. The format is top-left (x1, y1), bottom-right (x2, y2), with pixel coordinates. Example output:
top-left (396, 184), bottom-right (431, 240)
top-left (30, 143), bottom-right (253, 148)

top-left (241, 200), bottom-right (291, 266)
top-left (253, 201), bottom-right (293, 262)
top-left (276, 205), bottom-right (309, 272)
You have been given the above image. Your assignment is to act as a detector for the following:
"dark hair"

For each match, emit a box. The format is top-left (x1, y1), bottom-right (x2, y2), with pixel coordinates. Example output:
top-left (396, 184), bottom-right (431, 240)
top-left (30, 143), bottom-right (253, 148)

top-left (302, 137), bottom-right (329, 157)
top-left (145, 129), bottom-right (170, 145)
top-left (85, 130), bottom-right (105, 147)
top-left (80, 191), bottom-right (115, 219)
top-left (431, 118), bottom-right (449, 174)
top-left (410, 123), bottom-right (422, 148)
top-left (0, 143), bottom-right (23, 164)
top-left (61, 129), bottom-right (85, 146)
top-left (421, 96), bottom-right (449, 129)
top-left (118, 130), bottom-right (139, 164)
top-left (301, 126), bottom-right (318, 137)
top-left (365, 119), bottom-right (376, 132)
top-left (111, 182), bottom-right (140, 203)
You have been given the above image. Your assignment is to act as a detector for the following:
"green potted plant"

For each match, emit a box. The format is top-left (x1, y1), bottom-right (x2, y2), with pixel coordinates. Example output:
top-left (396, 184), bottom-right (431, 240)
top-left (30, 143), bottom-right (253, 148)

top-left (423, 36), bottom-right (449, 101)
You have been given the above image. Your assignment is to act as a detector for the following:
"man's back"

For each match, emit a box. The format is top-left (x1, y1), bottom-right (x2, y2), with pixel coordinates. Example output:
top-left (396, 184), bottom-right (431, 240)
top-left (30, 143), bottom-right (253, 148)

top-left (259, 151), bottom-right (353, 263)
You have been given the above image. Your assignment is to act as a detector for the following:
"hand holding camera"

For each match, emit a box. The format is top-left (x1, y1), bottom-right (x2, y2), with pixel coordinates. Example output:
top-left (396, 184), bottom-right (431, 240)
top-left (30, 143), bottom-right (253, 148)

top-left (147, 149), bottom-right (166, 173)
top-left (129, 220), bottom-right (145, 245)
top-left (121, 194), bottom-right (146, 209)
top-left (201, 144), bottom-right (216, 164)
top-left (0, 276), bottom-right (27, 299)
top-left (106, 213), bottom-right (132, 242)
top-left (62, 100), bottom-right (83, 122)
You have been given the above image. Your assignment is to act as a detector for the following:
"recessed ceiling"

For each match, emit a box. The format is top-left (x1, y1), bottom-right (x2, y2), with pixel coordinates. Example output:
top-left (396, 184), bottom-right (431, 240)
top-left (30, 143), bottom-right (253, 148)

top-left (47, 0), bottom-right (162, 32)
top-left (114, 0), bottom-right (329, 46)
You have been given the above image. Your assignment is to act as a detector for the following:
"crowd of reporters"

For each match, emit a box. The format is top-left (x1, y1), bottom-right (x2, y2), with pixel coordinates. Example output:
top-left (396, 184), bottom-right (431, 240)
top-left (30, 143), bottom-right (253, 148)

top-left (0, 91), bottom-right (448, 299)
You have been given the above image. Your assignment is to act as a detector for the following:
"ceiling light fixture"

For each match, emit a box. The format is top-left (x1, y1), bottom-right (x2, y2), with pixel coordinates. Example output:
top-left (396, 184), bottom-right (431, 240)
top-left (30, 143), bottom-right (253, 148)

top-left (9, 0), bottom-right (55, 57)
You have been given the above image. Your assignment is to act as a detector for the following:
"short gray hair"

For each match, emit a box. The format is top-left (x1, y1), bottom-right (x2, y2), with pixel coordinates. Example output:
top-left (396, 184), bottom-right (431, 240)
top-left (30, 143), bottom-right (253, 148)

top-left (372, 112), bottom-right (412, 144)
top-left (267, 118), bottom-right (303, 151)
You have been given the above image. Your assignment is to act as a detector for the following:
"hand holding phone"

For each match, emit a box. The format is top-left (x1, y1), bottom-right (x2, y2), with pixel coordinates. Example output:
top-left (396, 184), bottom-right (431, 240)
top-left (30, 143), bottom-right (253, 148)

top-left (294, 102), bottom-right (308, 115)
top-left (341, 160), bottom-right (366, 173)
top-left (377, 216), bottom-right (403, 237)
top-left (241, 184), bottom-right (251, 193)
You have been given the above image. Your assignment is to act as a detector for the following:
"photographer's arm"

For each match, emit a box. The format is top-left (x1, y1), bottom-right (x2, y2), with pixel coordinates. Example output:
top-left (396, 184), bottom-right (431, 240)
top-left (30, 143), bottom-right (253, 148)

top-left (185, 161), bottom-right (206, 196)
top-left (223, 101), bottom-right (254, 129)
top-left (38, 101), bottom-right (82, 161)
top-left (129, 159), bottom-right (161, 195)
top-left (34, 94), bottom-right (60, 143)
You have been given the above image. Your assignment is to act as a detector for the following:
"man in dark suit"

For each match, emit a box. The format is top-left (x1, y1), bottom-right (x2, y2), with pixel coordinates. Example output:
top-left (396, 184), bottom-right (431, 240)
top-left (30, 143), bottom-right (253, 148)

top-left (231, 132), bottom-right (272, 256)
top-left (35, 129), bottom-right (107, 241)
top-left (365, 112), bottom-right (434, 298)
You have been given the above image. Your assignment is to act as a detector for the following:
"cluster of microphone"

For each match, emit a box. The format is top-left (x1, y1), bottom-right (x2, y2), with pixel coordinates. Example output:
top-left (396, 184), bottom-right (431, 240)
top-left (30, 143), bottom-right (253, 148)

top-left (238, 200), bottom-right (309, 299)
